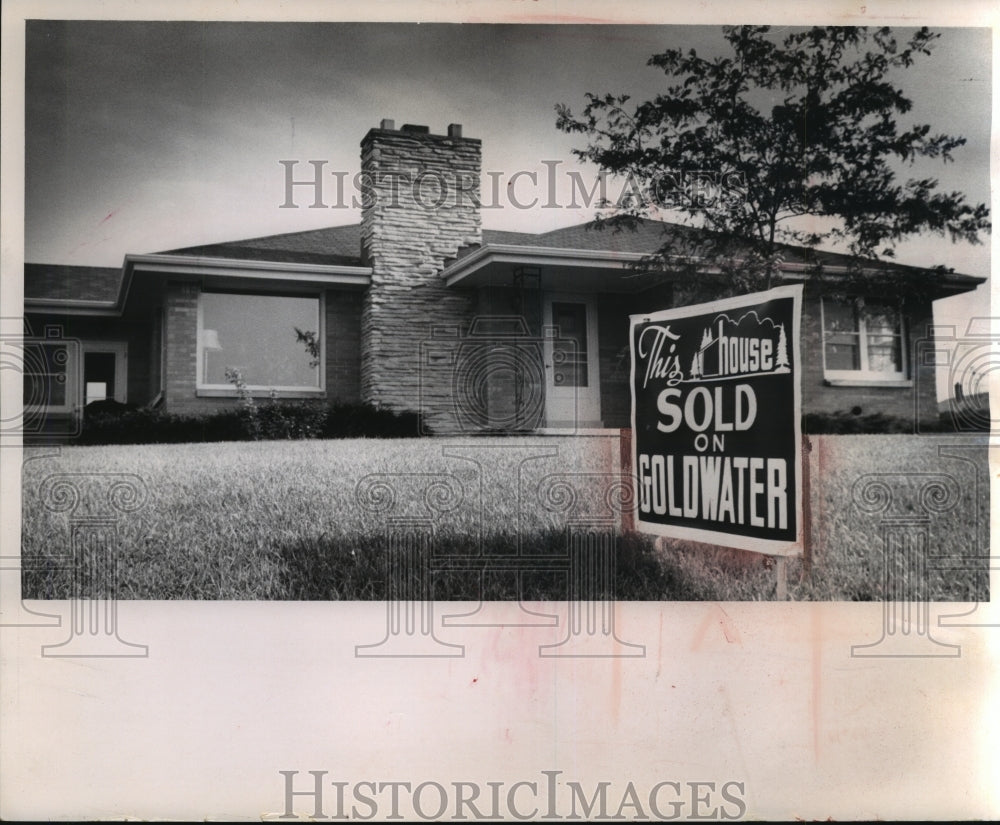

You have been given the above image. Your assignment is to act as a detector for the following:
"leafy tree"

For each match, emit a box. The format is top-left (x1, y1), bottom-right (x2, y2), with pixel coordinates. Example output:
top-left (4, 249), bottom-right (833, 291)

top-left (555, 26), bottom-right (990, 299)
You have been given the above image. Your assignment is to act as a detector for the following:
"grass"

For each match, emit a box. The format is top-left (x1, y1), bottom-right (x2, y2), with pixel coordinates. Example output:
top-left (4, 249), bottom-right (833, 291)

top-left (20, 434), bottom-right (990, 601)
top-left (280, 530), bottom-right (683, 601)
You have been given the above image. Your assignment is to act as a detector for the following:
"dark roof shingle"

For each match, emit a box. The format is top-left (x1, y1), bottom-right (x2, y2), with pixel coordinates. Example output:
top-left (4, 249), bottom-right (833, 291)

top-left (24, 263), bottom-right (122, 303)
top-left (163, 223), bottom-right (363, 266)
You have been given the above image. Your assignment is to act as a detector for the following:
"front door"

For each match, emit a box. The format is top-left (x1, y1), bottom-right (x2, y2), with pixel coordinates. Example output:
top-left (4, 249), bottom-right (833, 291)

top-left (543, 295), bottom-right (601, 428)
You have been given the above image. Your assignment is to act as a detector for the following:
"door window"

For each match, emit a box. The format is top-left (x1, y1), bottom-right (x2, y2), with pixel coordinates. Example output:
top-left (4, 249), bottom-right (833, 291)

top-left (551, 301), bottom-right (589, 388)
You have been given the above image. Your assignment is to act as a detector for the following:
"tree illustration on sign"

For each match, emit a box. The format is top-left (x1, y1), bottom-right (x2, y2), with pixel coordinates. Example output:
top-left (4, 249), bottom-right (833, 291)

top-left (775, 323), bottom-right (790, 373)
top-left (690, 352), bottom-right (701, 379)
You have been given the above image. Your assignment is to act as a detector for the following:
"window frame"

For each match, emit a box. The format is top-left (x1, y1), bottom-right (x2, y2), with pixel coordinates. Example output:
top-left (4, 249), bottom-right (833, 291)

top-left (195, 288), bottom-right (326, 397)
top-left (22, 339), bottom-right (78, 414)
top-left (820, 295), bottom-right (910, 386)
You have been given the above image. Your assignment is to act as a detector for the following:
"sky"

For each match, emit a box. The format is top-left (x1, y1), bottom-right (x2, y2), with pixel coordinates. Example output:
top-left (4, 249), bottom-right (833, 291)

top-left (20, 19), bottom-right (995, 396)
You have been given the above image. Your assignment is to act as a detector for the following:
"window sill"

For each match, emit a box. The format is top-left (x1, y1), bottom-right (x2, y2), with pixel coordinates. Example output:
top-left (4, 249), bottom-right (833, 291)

top-left (823, 377), bottom-right (912, 388)
top-left (196, 388), bottom-right (326, 399)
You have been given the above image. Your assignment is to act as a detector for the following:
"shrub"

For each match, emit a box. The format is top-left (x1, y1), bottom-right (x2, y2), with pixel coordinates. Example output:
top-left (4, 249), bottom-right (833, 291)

top-left (77, 407), bottom-right (248, 445)
top-left (220, 367), bottom-right (418, 440)
top-left (257, 401), bottom-right (328, 440)
top-left (323, 402), bottom-right (423, 439)
top-left (83, 399), bottom-right (137, 419)
top-left (802, 408), bottom-right (991, 434)
top-left (803, 410), bottom-right (914, 434)
top-left (75, 400), bottom-right (425, 444)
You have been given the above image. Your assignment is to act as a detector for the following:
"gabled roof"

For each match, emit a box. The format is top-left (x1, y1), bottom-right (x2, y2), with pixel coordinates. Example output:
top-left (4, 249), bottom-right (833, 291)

top-left (24, 223), bottom-right (373, 308)
top-left (505, 219), bottom-right (679, 253)
top-left (465, 221), bottom-right (674, 257)
top-left (164, 222), bottom-right (364, 266)
top-left (161, 224), bottom-right (614, 264)
top-left (23, 221), bottom-right (662, 303)
top-left (470, 217), bottom-right (983, 275)
top-left (25, 217), bottom-right (984, 306)
top-left (449, 218), bottom-right (986, 292)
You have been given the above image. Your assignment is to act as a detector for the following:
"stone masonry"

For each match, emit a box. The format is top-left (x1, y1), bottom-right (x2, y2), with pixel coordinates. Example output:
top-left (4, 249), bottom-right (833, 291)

top-left (359, 122), bottom-right (481, 432)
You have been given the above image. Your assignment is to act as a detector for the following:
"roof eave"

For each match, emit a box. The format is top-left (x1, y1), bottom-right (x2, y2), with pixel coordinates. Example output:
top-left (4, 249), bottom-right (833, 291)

top-left (29, 254), bottom-right (374, 317)
top-left (441, 244), bottom-right (649, 287)
top-left (441, 244), bottom-right (985, 297)
top-left (23, 298), bottom-right (120, 317)
top-left (119, 254), bottom-right (374, 313)
top-left (124, 252), bottom-right (372, 281)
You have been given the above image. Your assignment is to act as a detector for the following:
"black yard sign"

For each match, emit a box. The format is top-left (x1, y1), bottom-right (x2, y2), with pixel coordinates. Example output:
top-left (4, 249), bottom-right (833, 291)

top-left (630, 285), bottom-right (803, 555)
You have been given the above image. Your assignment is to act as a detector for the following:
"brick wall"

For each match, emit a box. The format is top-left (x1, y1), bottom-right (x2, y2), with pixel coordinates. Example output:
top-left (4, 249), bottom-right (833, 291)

top-left (149, 310), bottom-right (163, 400)
top-left (325, 289), bottom-right (363, 403)
top-left (474, 286), bottom-right (546, 431)
top-left (596, 294), bottom-right (633, 429)
top-left (359, 124), bottom-right (481, 430)
top-left (598, 283), bottom-right (674, 429)
top-left (163, 282), bottom-right (200, 413)
top-left (909, 306), bottom-right (939, 425)
top-left (432, 280), bottom-right (675, 431)
top-left (591, 281), bottom-right (931, 428)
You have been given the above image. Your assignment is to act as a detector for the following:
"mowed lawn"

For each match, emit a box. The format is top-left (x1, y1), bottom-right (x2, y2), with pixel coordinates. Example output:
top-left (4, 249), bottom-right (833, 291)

top-left (20, 435), bottom-right (990, 601)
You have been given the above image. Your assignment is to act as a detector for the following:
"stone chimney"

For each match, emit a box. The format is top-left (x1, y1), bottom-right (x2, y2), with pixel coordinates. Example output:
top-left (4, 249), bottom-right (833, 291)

top-left (359, 121), bottom-right (482, 416)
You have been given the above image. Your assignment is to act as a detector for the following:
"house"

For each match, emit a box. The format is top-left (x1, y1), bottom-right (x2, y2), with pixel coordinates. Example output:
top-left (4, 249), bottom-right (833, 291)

top-left (23, 120), bottom-right (985, 438)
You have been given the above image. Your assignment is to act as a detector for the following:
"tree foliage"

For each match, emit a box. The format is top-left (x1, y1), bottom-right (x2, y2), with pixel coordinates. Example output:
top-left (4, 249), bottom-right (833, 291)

top-left (555, 26), bottom-right (990, 297)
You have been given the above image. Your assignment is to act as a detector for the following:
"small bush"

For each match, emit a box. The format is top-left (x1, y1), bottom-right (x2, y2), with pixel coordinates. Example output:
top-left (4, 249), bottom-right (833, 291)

top-left (257, 401), bottom-right (328, 440)
top-left (803, 408), bottom-right (991, 434)
top-left (77, 407), bottom-right (247, 445)
top-left (323, 402), bottom-right (423, 439)
top-left (83, 399), bottom-right (136, 418)
top-left (75, 400), bottom-right (425, 445)
top-left (803, 410), bottom-right (914, 434)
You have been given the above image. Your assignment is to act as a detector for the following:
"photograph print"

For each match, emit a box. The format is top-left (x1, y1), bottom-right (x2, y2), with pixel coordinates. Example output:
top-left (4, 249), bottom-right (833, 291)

top-left (18, 20), bottom-right (992, 611)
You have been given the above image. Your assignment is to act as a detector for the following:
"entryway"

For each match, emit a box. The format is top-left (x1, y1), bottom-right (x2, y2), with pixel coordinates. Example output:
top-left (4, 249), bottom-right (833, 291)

top-left (543, 294), bottom-right (601, 428)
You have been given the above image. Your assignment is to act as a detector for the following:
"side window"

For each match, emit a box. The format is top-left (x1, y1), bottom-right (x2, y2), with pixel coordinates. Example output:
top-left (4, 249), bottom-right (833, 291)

top-left (822, 297), bottom-right (906, 381)
top-left (22, 341), bottom-right (74, 413)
